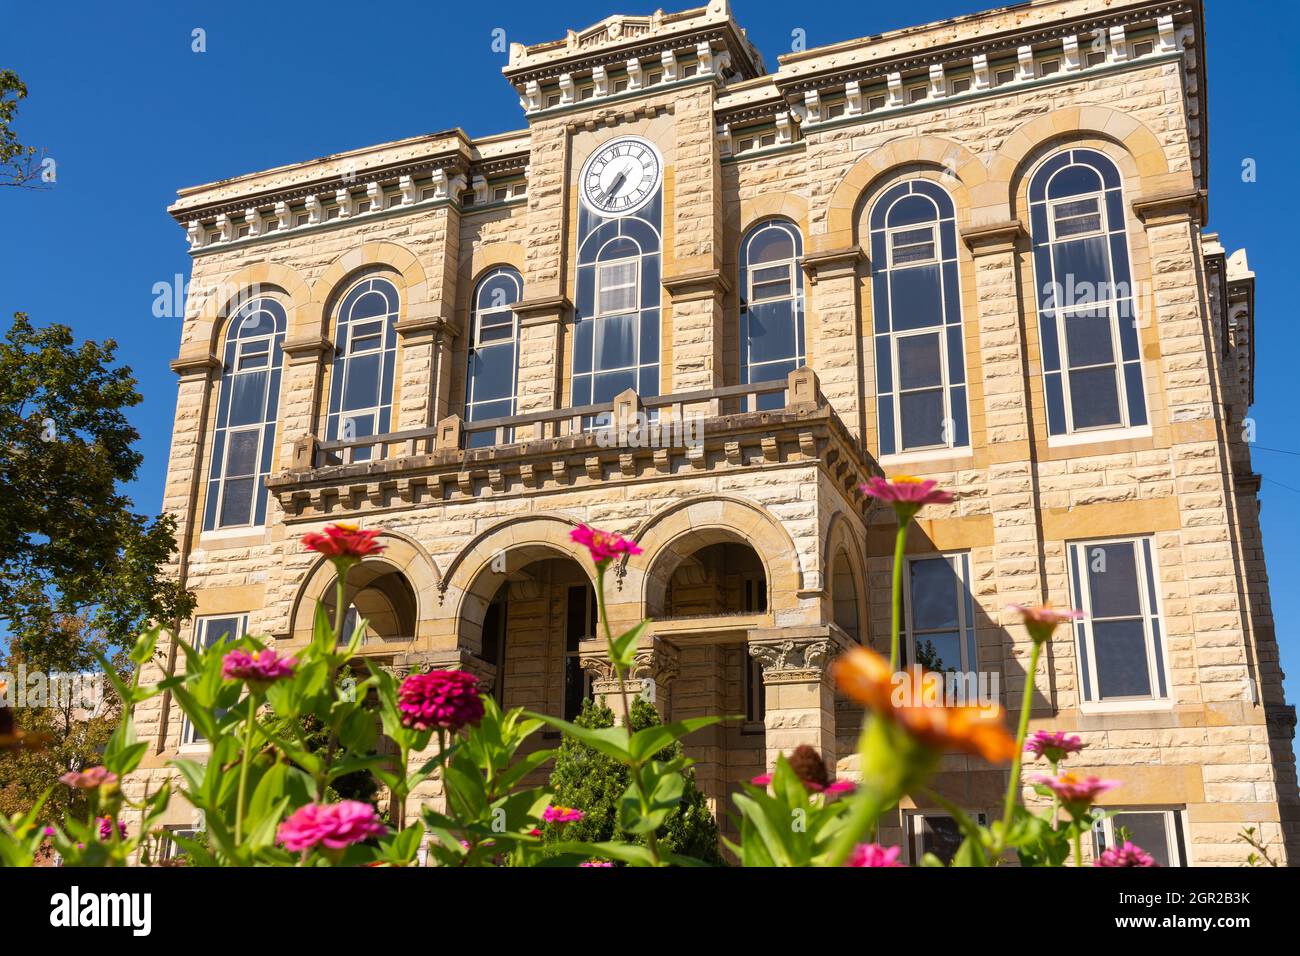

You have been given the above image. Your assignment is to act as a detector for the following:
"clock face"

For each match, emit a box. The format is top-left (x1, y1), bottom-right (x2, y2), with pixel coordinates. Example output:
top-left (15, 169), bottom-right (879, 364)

top-left (579, 136), bottom-right (662, 216)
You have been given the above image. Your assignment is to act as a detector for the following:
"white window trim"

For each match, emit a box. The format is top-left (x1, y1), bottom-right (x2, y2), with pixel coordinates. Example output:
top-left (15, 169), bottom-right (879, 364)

top-left (886, 221), bottom-right (939, 268)
top-left (741, 223), bottom-right (806, 399)
top-left (331, 280), bottom-right (399, 446)
top-left (1046, 423), bottom-right (1152, 449)
top-left (212, 316), bottom-right (280, 531)
top-left (878, 447), bottom-right (976, 468)
top-left (179, 614), bottom-right (249, 748)
top-left (467, 271), bottom-right (522, 428)
top-left (1092, 807), bottom-right (1188, 866)
top-left (889, 326), bottom-right (957, 455)
top-left (595, 256), bottom-right (641, 318)
top-left (904, 810), bottom-right (988, 864)
top-left (903, 552), bottom-right (977, 674)
top-left (1069, 536), bottom-right (1170, 707)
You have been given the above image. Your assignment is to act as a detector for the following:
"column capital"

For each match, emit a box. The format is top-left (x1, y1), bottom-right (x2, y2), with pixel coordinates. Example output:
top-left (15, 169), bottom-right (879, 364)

top-left (582, 637), bottom-right (681, 688)
top-left (281, 334), bottom-right (333, 364)
top-left (1132, 188), bottom-right (1206, 227)
top-left (960, 220), bottom-right (1025, 255)
top-left (801, 245), bottom-right (863, 285)
top-left (396, 648), bottom-right (499, 693)
top-left (748, 632), bottom-right (840, 684)
top-left (513, 294), bottom-right (572, 327)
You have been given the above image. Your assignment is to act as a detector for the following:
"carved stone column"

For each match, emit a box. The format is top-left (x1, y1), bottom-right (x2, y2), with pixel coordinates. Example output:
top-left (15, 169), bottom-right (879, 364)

top-left (582, 638), bottom-right (681, 724)
top-left (802, 246), bottom-right (865, 439)
top-left (512, 295), bottom-right (570, 440)
top-left (749, 629), bottom-right (840, 774)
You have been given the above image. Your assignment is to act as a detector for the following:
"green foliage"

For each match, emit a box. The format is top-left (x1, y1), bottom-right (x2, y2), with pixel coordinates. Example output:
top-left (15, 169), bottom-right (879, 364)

top-left (0, 313), bottom-right (195, 669)
top-left (0, 69), bottom-right (39, 185)
top-left (544, 696), bottom-right (723, 864)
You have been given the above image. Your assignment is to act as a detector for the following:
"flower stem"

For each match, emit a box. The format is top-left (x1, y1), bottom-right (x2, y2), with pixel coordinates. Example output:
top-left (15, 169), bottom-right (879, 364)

top-left (1000, 638), bottom-right (1042, 834)
top-left (1073, 827), bottom-right (1083, 867)
top-left (235, 696), bottom-right (257, 846)
top-left (889, 520), bottom-right (908, 671)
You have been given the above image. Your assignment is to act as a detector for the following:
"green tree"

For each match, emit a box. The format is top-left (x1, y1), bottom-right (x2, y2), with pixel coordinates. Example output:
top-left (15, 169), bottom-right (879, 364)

top-left (0, 313), bottom-right (194, 671)
top-left (1, 70), bottom-right (46, 188)
top-left (544, 695), bottom-right (724, 864)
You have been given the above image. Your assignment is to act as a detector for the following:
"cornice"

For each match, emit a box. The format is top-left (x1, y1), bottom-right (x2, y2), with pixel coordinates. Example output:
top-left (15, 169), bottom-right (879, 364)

top-left (661, 267), bottom-right (732, 299)
top-left (961, 220), bottom-right (1026, 254)
top-left (1132, 188), bottom-right (1206, 225)
top-left (169, 351), bottom-right (220, 377)
top-left (513, 294), bottom-right (574, 326)
top-left (801, 246), bottom-right (864, 283)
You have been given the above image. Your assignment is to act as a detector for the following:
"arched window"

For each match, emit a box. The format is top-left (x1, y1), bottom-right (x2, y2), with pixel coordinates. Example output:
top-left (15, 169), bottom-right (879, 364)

top-left (740, 219), bottom-right (806, 410)
top-left (1028, 148), bottom-right (1146, 436)
top-left (326, 276), bottom-right (399, 461)
top-left (868, 180), bottom-right (969, 456)
top-left (204, 298), bottom-right (286, 530)
top-left (465, 267), bottom-right (522, 449)
top-left (574, 194), bottom-right (662, 409)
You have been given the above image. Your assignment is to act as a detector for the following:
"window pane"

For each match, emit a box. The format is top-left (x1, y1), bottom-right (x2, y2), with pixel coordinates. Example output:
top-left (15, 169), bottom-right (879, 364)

top-left (897, 333), bottom-right (943, 389)
top-left (219, 477), bottom-right (254, 527)
top-left (889, 265), bottom-right (944, 329)
top-left (228, 371), bottom-right (267, 426)
top-left (747, 301), bottom-right (797, 365)
top-left (595, 313), bottom-right (637, 370)
top-left (1093, 619), bottom-right (1152, 698)
top-left (1053, 197), bottom-right (1102, 237)
top-left (350, 289), bottom-right (390, 320)
top-left (914, 631), bottom-right (962, 673)
top-left (1048, 164), bottom-right (1103, 198)
top-left (910, 558), bottom-right (959, 629)
top-left (747, 227), bottom-right (794, 264)
top-left (1112, 813), bottom-right (1172, 865)
top-left (888, 194), bottom-right (937, 227)
top-left (343, 353), bottom-right (381, 411)
top-left (469, 346), bottom-right (515, 402)
top-left (920, 816), bottom-right (964, 864)
top-left (899, 389), bottom-right (946, 448)
top-left (225, 430), bottom-right (260, 478)
top-left (1063, 309), bottom-right (1116, 368)
top-left (1087, 542), bottom-right (1141, 616)
top-left (1068, 366), bottom-right (1122, 429)
top-left (1052, 236), bottom-right (1110, 289)
top-left (201, 617), bottom-right (243, 648)
top-left (598, 261), bottom-right (637, 314)
top-left (890, 226), bottom-right (936, 266)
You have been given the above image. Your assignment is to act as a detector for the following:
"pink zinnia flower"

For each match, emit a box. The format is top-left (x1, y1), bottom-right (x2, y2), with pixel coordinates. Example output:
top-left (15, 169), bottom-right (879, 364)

top-left (1024, 730), bottom-right (1085, 763)
top-left (1008, 604), bottom-right (1083, 644)
top-left (749, 773), bottom-right (855, 797)
top-left (1035, 772), bottom-right (1119, 809)
top-left (97, 817), bottom-right (126, 841)
top-left (222, 648), bottom-right (297, 688)
top-left (277, 801), bottom-right (386, 853)
top-left (1094, 841), bottom-right (1159, 867)
top-left (861, 475), bottom-right (953, 510)
top-left (542, 805), bottom-right (584, 824)
top-left (398, 670), bottom-right (484, 732)
top-left (846, 843), bottom-right (905, 867)
top-left (60, 766), bottom-right (118, 790)
top-left (580, 859), bottom-right (615, 867)
top-left (569, 525), bottom-right (643, 566)
top-left (302, 523), bottom-right (385, 562)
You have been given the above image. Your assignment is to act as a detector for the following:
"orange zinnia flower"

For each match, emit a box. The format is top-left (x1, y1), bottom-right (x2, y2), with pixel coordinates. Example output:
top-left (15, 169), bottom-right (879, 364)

top-left (833, 646), bottom-right (1017, 764)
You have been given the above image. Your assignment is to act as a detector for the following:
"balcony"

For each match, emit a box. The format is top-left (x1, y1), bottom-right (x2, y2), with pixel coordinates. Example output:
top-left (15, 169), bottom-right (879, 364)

top-left (267, 368), bottom-right (879, 522)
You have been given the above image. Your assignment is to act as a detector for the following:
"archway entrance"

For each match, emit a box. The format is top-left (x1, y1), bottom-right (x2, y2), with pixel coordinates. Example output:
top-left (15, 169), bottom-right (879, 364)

top-left (320, 562), bottom-right (418, 646)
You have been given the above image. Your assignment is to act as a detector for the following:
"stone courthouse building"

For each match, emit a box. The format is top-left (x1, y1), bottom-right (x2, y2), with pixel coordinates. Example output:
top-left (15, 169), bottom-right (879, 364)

top-left (133, 0), bottom-right (1299, 865)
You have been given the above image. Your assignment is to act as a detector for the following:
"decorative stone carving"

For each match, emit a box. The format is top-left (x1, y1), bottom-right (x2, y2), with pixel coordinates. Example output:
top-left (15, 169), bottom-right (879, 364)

top-left (749, 638), bottom-right (833, 683)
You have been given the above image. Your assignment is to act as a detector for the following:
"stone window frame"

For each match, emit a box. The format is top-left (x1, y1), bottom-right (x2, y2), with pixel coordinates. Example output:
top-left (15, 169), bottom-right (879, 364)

top-left (465, 265), bottom-right (523, 444)
top-left (324, 275), bottom-right (401, 460)
top-left (904, 810), bottom-right (988, 864)
top-left (178, 613), bottom-right (248, 748)
top-left (901, 551), bottom-right (978, 675)
top-left (738, 217), bottom-right (807, 408)
top-left (1092, 806), bottom-right (1188, 866)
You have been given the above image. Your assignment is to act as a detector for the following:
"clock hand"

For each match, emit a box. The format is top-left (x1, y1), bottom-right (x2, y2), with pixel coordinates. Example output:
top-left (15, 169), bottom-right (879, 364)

top-left (603, 168), bottom-right (628, 201)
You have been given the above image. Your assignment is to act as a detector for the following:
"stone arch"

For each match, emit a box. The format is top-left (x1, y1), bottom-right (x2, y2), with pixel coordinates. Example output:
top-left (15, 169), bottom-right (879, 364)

top-left (193, 261), bottom-right (312, 355)
top-left (727, 193), bottom-right (810, 266)
top-left (308, 240), bottom-right (430, 338)
top-left (986, 106), bottom-right (1176, 218)
top-left (439, 513), bottom-right (598, 649)
top-left (627, 495), bottom-right (804, 619)
top-left (819, 135), bottom-right (986, 249)
top-left (823, 511), bottom-right (869, 644)
top-left (288, 528), bottom-right (442, 642)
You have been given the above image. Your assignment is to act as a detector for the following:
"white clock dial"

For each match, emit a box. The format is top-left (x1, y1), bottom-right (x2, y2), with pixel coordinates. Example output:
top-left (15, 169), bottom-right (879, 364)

top-left (579, 136), bottom-right (662, 216)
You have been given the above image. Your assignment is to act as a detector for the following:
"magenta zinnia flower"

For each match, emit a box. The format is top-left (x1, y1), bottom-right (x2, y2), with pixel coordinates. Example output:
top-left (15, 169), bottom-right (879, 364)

top-left (302, 523), bottom-right (385, 562)
top-left (97, 817), bottom-right (126, 841)
top-left (1035, 772), bottom-right (1119, 809)
top-left (222, 648), bottom-right (297, 688)
top-left (277, 801), bottom-right (386, 853)
top-left (579, 859), bottom-right (615, 867)
top-left (542, 805), bottom-right (584, 824)
top-left (1008, 604), bottom-right (1083, 644)
top-left (846, 843), bottom-right (905, 867)
top-left (1094, 841), bottom-right (1159, 867)
top-left (570, 525), bottom-right (643, 566)
top-left (398, 670), bottom-right (484, 732)
top-left (60, 766), bottom-right (118, 790)
top-left (860, 476), bottom-right (954, 521)
top-left (1024, 730), bottom-right (1085, 763)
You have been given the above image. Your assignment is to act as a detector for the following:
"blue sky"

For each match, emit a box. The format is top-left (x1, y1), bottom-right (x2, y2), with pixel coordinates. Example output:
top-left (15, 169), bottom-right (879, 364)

top-left (2, 0), bottom-right (1298, 698)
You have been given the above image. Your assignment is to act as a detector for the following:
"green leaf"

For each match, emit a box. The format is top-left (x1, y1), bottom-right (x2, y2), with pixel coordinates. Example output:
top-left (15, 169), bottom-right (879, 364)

top-left (628, 716), bottom-right (722, 762)
top-left (608, 620), bottom-right (647, 673)
top-left (528, 712), bottom-right (631, 762)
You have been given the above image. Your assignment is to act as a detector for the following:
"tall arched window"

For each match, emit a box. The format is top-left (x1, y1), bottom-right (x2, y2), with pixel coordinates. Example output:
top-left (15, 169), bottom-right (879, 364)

top-left (326, 276), bottom-right (399, 461)
top-left (465, 267), bottom-right (522, 449)
top-left (203, 298), bottom-right (286, 530)
top-left (740, 219), bottom-right (806, 410)
top-left (574, 194), bottom-right (662, 409)
top-left (868, 180), bottom-right (969, 457)
top-left (1028, 148), bottom-right (1146, 436)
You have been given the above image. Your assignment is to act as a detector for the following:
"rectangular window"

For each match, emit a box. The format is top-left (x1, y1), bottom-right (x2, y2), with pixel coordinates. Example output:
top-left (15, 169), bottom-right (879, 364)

top-left (906, 812), bottom-right (987, 864)
top-left (1039, 58), bottom-right (1061, 76)
top-left (181, 615), bottom-right (247, 745)
top-left (597, 260), bottom-right (638, 315)
top-left (749, 262), bottom-right (794, 303)
top-left (1131, 40), bottom-right (1155, 58)
top-left (995, 68), bottom-right (1016, 86)
top-left (949, 76), bottom-right (972, 94)
top-left (564, 585), bottom-right (596, 721)
top-left (157, 826), bottom-right (202, 863)
top-left (825, 101), bottom-right (846, 119)
top-left (1049, 196), bottom-right (1104, 240)
top-left (759, 132), bottom-right (777, 148)
top-left (1086, 50), bottom-right (1107, 67)
top-left (888, 224), bottom-right (938, 267)
top-left (1068, 538), bottom-right (1168, 704)
top-left (545, 92), bottom-right (561, 108)
top-left (613, 78), bottom-right (629, 93)
top-left (904, 554), bottom-right (977, 673)
top-left (867, 94), bottom-right (887, 111)
top-left (907, 85), bottom-right (927, 103)
top-left (744, 653), bottom-right (765, 723)
top-left (1094, 809), bottom-right (1186, 865)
